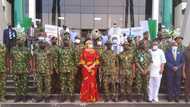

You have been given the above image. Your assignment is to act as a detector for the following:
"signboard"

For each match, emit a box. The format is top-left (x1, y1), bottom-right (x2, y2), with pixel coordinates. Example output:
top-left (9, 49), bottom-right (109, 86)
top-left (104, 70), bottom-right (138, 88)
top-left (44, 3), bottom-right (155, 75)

top-left (45, 24), bottom-right (63, 37)
top-left (121, 27), bottom-right (144, 38)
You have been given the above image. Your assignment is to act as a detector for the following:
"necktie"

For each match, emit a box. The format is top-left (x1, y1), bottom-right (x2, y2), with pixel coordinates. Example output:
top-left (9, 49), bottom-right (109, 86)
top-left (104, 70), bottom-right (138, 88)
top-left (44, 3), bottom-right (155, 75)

top-left (173, 49), bottom-right (177, 61)
top-left (9, 30), bottom-right (12, 40)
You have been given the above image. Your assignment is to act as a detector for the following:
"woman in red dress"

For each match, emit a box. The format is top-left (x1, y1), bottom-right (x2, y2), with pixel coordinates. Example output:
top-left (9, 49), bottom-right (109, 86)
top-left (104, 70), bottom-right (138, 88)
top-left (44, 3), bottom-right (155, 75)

top-left (79, 39), bottom-right (100, 102)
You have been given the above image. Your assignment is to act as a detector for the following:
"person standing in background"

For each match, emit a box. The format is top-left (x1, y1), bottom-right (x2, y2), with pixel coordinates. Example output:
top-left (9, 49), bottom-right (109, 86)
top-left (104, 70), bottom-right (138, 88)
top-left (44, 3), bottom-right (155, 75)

top-left (183, 43), bottom-right (190, 102)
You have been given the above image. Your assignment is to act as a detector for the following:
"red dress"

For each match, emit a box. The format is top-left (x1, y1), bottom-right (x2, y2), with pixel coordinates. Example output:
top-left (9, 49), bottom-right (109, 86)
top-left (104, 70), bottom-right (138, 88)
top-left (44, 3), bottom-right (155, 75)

top-left (79, 49), bottom-right (100, 102)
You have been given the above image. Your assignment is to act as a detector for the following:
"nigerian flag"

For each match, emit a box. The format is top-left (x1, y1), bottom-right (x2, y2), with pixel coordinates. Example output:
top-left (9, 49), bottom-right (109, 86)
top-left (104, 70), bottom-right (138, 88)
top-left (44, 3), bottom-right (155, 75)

top-left (148, 20), bottom-right (157, 40)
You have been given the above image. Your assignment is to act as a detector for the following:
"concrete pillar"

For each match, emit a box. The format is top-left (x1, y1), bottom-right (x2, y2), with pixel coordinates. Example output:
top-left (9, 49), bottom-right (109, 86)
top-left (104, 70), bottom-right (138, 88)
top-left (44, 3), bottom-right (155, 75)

top-left (0, 0), bottom-right (4, 43)
top-left (152, 0), bottom-right (159, 32)
top-left (29, 0), bottom-right (36, 25)
top-left (14, 0), bottom-right (24, 26)
top-left (181, 0), bottom-right (190, 46)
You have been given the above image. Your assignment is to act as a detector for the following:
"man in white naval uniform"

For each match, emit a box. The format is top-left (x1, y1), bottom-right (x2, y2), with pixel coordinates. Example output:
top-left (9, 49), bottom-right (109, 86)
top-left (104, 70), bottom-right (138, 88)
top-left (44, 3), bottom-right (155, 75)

top-left (148, 41), bottom-right (166, 102)
top-left (108, 23), bottom-right (124, 54)
top-left (108, 23), bottom-right (124, 45)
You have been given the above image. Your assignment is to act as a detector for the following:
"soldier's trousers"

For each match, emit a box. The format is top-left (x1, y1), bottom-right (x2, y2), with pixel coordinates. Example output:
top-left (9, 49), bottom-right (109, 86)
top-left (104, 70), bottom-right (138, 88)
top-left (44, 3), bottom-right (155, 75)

top-left (14, 73), bottom-right (29, 96)
top-left (0, 72), bottom-right (6, 99)
top-left (134, 72), bottom-right (148, 96)
top-left (60, 72), bottom-right (75, 97)
top-left (120, 73), bottom-right (133, 97)
top-left (103, 74), bottom-right (118, 99)
top-left (36, 73), bottom-right (51, 98)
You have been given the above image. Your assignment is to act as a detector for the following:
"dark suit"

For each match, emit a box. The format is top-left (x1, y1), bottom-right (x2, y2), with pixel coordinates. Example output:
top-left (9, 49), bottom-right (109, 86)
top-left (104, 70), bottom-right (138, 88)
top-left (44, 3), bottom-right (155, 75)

top-left (165, 48), bottom-right (184, 99)
top-left (3, 28), bottom-right (17, 51)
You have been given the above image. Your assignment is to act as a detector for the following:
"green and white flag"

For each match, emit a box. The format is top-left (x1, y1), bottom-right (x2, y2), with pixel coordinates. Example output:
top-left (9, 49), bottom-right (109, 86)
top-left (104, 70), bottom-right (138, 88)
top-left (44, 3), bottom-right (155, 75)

top-left (148, 20), bottom-right (157, 40)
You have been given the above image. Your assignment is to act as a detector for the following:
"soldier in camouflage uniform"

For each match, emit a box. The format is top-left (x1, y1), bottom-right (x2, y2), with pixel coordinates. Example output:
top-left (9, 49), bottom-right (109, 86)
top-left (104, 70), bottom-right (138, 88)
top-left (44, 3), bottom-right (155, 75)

top-left (118, 42), bottom-right (135, 101)
top-left (102, 42), bottom-right (119, 102)
top-left (95, 38), bottom-right (105, 92)
top-left (48, 37), bottom-right (60, 93)
top-left (58, 38), bottom-right (77, 102)
top-left (11, 36), bottom-right (31, 102)
top-left (34, 41), bottom-right (51, 102)
top-left (157, 33), bottom-right (171, 52)
top-left (0, 44), bottom-right (6, 101)
top-left (134, 44), bottom-right (152, 102)
top-left (74, 37), bottom-right (83, 93)
top-left (175, 36), bottom-right (186, 52)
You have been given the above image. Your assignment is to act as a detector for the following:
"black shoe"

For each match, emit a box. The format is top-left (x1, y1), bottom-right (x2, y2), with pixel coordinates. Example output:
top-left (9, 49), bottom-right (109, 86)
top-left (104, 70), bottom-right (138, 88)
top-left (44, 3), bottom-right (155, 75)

top-left (70, 96), bottom-right (75, 102)
top-left (168, 97), bottom-right (173, 102)
top-left (127, 95), bottom-right (133, 102)
top-left (112, 98), bottom-right (116, 102)
top-left (35, 97), bottom-right (43, 103)
top-left (104, 97), bottom-right (109, 102)
top-left (59, 96), bottom-right (66, 102)
top-left (44, 97), bottom-right (50, 103)
top-left (136, 95), bottom-right (142, 102)
top-left (14, 96), bottom-right (22, 102)
top-left (185, 97), bottom-right (189, 102)
top-left (175, 98), bottom-right (179, 103)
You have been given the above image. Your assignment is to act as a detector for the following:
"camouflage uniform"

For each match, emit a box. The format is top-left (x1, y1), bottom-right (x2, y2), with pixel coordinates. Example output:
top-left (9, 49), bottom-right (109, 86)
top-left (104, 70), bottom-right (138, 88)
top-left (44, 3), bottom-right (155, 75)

top-left (95, 46), bottom-right (105, 92)
top-left (48, 45), bottom-right (60, 93)
top-left (35, 48), bottom-right (51, 100)
top-left (178, 44), bottom-right (186, 52)
top-left (74, 44), bottom-right (83, 93)
top-left (158, 40), bottom-right (170, 52)
top-left (134, 49), bottom-right (151, 101)
top-left (0, 44), bottom-right (6, 100)
top-left (58, 47), bottom-right (76, 101)
top-left (12, 45), bottom-right (31, 99)
top-left (102, 49), bottom-right (119, 101)
top-left (118, 46), bottom-right (135, 101)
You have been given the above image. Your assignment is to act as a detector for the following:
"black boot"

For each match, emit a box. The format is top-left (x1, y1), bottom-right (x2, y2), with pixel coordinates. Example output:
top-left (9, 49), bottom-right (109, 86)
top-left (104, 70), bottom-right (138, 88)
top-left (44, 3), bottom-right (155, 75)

top-left (59, 95), bottom-right (66, 102)
top-left (14, 96), bottom-right (22, 102)
top-left (136, 95), bottom-right (142, 102)
top-left (175, 96), bottom-right (179, 103)
top-left (35, 96), bottom-right (43, 103)
top-left (44, 96), bottom-right (50, 103)
top-left (127, 95), bottom-right (132, 102)
top-left (185, 96), bottom-right (189, 102)
top-left (70, 95), bottom-right (75, 102)
top-left (104, 96), bottom-right (109, 102)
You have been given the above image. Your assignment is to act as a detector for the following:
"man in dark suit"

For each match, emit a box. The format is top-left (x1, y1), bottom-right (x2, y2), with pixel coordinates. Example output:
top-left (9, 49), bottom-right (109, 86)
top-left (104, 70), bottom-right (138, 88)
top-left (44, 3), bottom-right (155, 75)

top-left (3, 25), bottom-right (17, 52)
top-left (3, 25), bottom-right (17, 72)
top-left (165, 41), bottom-right (185, 102)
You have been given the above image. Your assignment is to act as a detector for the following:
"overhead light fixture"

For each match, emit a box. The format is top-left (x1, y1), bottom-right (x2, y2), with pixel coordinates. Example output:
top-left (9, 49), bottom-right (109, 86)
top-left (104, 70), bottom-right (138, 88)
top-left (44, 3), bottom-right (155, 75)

top-left (58, 17), bottom-right (65, 20)
top-left (94, 17), bottom-right (102, 21)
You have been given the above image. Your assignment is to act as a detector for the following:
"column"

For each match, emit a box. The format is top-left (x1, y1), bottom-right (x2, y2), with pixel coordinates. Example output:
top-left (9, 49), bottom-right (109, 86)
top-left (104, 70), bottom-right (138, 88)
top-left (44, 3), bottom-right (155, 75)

top-left (152, 0), bottom-right (159, 23)
top-left (29, 0), bottom-right (36, 25)
top-left (162, 0), bottom-right (173, 29)
top-left (14, 0), bottom-right (24, 26)
top-left (181, 0), bottom-right (190, 46)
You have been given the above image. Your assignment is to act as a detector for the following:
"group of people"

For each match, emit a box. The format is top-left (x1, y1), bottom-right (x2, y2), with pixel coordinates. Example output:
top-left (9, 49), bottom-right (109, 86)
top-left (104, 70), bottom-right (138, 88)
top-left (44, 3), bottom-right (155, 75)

top-left (0, 24), bottom-right (190, 104)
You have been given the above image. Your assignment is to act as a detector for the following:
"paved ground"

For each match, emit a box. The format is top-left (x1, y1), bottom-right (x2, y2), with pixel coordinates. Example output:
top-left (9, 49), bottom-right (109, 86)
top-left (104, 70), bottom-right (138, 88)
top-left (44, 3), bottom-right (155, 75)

top-left (0, 99), bottom-right (190, 107)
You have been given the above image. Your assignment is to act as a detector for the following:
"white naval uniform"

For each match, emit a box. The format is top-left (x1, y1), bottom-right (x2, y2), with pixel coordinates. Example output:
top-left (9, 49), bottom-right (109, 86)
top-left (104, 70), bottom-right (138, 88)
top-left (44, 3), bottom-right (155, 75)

top-left (148, 48), bottom-right (166, 102)
top-left (108, 27), bottom-right (124, 45)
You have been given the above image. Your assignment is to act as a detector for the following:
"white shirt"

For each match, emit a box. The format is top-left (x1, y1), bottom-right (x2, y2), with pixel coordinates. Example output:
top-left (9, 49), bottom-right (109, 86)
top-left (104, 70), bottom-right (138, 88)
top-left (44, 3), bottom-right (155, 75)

top-left (149, 48), bottom-right (166, 77)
